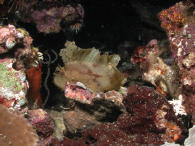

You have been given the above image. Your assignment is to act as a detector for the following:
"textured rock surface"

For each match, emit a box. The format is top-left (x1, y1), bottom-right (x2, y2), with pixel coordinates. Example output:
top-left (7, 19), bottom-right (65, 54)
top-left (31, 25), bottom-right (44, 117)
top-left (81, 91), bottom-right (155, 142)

top-left (17, 0), bottom-right (84, 34)
top-left (131, 39), bottom-right (180, 98)
top-left (0, 58), bottom-right (28, 109)
top-left (159, 0), bottom-right (195, 114)
top-left (27, 109), bottom-right (55, 138)
top-left (0, 105), bottom-right (38, 146)
top-left (0, 25), bottom-right (42, 70)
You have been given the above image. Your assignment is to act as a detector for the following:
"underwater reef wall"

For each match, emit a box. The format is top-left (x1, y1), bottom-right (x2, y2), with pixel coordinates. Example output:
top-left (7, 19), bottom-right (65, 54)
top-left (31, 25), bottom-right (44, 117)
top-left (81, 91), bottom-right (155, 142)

top-left (0, 25), bottom-right (42, 109)
top-left (16, 0), bottom-right (84, 34)
top-left (0, 0), bottom-right (195, 146)
top-left (159, 0), bottom-right (195, 115)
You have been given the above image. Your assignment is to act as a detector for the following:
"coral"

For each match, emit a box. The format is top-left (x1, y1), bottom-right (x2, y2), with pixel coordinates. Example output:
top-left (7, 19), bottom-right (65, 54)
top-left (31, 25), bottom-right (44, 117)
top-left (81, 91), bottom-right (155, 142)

top-left (64, 82), bottom-right (125, 106)
top-left (0, 25), bottom-right (24, 53)
top-left (0, 25), bottom-right (43, 109)
top-left (63, 83), bottom-right (124, 123)
top-left (0, 105), bottom-right (38, 146)
top-left (54, 41), bottom-right (125, 94)
top-left (159, 1), bottom-right (195, 114)
top-left (51, 85), bottom-right (184, 145)
top-left (0, 58), bottom-right (28, 109)
top-left (27, 109), bottom-right (55, 138)
top-left (0, 25), bottom-right (42, 70)
top-left (131, 39), bottom-right (180, 99)
top-left (130, 0), bottom-right (195, 116)
top-left (158, 2), bottom-right (186, 33)
top-left (122, 85), bottom-right (183, 143)
top-left (168, 95), bottom-right (187, 116)
top-left (81, 123), bottom-right (139, 146)
top-left (100, 89), bottom-right (125, 107)
top-left (17, 0), bottom-right (84, 34)
top-left (64, 82), bottom-right (96, 104)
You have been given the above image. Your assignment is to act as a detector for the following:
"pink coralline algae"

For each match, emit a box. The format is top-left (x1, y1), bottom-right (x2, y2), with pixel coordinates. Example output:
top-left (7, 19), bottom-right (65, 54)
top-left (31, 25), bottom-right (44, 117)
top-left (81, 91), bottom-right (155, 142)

top-left (159, 0), bottom-right (195, 114)
top-left (131, 1), bottom-right (195, 115)
top-left (18, 0), bottom-right (84, 34)
top-left (122, 85), bottom-right (183, 143)
top-left (64, 82), bottom-right (124, 106)
top-left (51, 137), bottom-right (86, 146)
top-left (51, 85), bottom-right (184, 145)
top-left (27, 109), bottom-right (55, 139)
top-left (0, 25), bottom-right (23, 53)
top-left (131, 39), bottom-right (180, 99)
top-left (0, 25), bottom-right (42, 109)
top-left (64, 82), bottom-right (96, 104)
top-left (158, 2), bottom-right (185, 33)
top-left (82, 85), bottom-right (184, 145)
top-left (0, 25), bottom-right (42, 70)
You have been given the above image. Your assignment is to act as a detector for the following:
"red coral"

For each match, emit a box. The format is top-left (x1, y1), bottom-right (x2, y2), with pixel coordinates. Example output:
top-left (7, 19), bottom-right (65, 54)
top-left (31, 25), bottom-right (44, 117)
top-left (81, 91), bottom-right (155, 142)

top-left (122, 85), bottom-right (183, 143)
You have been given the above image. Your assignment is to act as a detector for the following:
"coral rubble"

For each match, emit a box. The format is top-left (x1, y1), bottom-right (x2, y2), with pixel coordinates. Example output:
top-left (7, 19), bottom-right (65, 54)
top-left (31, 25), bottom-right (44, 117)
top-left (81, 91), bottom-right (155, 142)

top-left (64, 82), bottom-right (97, 104)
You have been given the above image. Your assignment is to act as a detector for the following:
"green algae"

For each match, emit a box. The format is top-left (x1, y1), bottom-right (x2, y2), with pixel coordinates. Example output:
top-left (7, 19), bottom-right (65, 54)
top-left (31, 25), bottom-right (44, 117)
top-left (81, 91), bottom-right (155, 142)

top-left (0, 63), bottom-right (23, 92)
